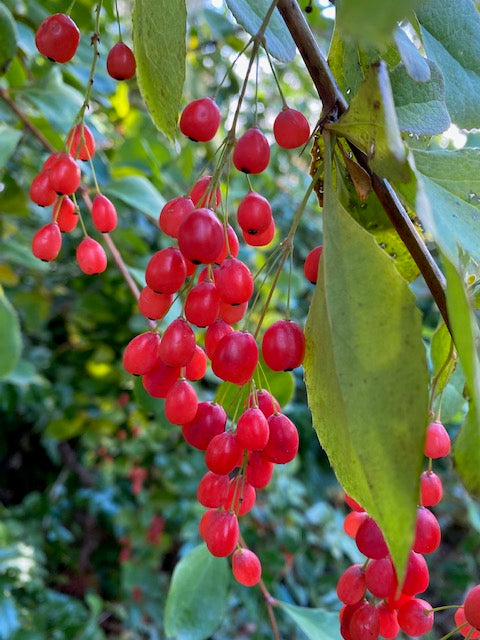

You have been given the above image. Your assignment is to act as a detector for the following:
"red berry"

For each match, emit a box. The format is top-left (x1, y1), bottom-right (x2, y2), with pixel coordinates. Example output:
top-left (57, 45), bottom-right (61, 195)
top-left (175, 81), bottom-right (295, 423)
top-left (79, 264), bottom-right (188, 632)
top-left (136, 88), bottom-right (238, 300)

top-left (420, 470), bottom-right (443, 507)
top-left (123, 332), bottom-right (160, 376)
top-left (262, 320), bottom-right (305, 371)
top-left (205, 318), bottom-right (234, 359)
top-left (178, 208), bottom-right (224, 264)
top-left (365, 556), bottom-right (397, 598)
top-left (397, 598), bottom-right (434, 636)
top-left (190, 175), bottom-right (221, 208)
top-left (455, 605), bottom-right (480, 637)
top-left (215, 224), bottom-right (239, 264)
top-left (42, 152), bottom-right (63, 172)
top-left (54, 196), bottom-right (78, 232)
top-left (262, 412), bottom-right (299, 464)
top-left (344, 493), bottom-right (365, 512)
top-left (223, 477), bottom-right (256, 515)
top-left (159, 318), bottom-right (196, 367)
top-left (185, 281), bottom-right (220, 327)
top-left (204, 510), bottom-right (239, 557)
top-left (197, 472), bottom-right (230, 508)
top-left (76, 237), bottom-right (107, 274)
top-left (413, 506), bottom-right (441, 554)
top-left (205, 431), bottom-right (243, 475)
top-left (349, 601), bottom-right (380, 640)
top-left (30, 172), bottom-right (57, 206)
top-left (304, 245), bottom-right (323, 284)
top-left (91, 194), bottom-right (117, 233)
top-left (246, 451), bottom-right (274, 488)
top-left (66, 123), bottom-right (95, 160)
top-left (32, 222), bottom-right (62, 261)
top-left (236, 407), bottom-right (269, 451)
top-left (199, 508), bottom-right (217, 541)
top-left (138, 287), bottom-right (173, 320)
top-left (336, 564), bottom-right (366, 605)
top-left (424, 420), bottom-right (450, 458)
top-left (237, 191), bottom-right (272, 235)
top-left (343, 512), bottom-right (369, 538)
top-left (247, 389), bottom-right (281, 417)
top-left (216, 258), bottom-right (254, 305)
top-left (35, 13), bottom-right (80, 63)
top-left (232, 548), bottom-right (262, 586)
top-left (159, 196), bottom-right (194, 238)
top-left (48, 153), bottom-right (81, 195)
top-left (219, 300), bottom-right (248, 325)
top-left (185, 345), bottom-right (207, 381)
top-left (180, 97), bottom-right (221, 142)
top-left (182, 402), bottom-right (227, 450)
top-left (107, 42), bottom-right (136, 80)
top-left (142, 360), bottom-right (179, 398)
top-left (340, 601), bottom-right (365, 640)
top-left (401, 550), bottom-right (429, 596)
top-left (211, 331), bottom-right (258, 386)
top-left (165, 379), bottom-right (198, 424)
top-left (377, 603), bottom-right (400, 640)
top-left (243, 219), bottom-right (275, 246)
top-left (233, 127), bottom-right (270, 174)
top-left (145, 247), bottom-right (186, 294)
top-left (464, 585), bottom-right (480, 630)
top-left (355, 517), bottom-right (389, 559)
top-left (273, 107), bottom-right (310, 149)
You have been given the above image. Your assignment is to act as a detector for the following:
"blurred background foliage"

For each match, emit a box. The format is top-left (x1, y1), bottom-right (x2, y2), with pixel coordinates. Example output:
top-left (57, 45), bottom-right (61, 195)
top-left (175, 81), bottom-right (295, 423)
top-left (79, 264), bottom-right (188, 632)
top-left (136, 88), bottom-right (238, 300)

top-left (0, 0), bottom-right (478, 638)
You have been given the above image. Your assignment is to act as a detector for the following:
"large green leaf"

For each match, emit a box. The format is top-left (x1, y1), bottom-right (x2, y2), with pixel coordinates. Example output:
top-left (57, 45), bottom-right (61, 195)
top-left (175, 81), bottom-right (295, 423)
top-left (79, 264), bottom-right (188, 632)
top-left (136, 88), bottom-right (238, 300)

top-left (304, 133), bottom-right (429, 581)
top-left (104, 175), bottom-right (165, 216)
top-left (164, 544), bottom-right (229, 640)
top-left (430, 321), bottom-right (455, 397)
top-left (132, 0), bottom-right (186, 138)
top-left (390, 60), bottom-right (450, 135)
top-left (277, 602), bottom-right (341, 640)
top-left (416, 0), bottom-right (480, 130)
top-left (335, 0), bottom-right (424, 46)
top-left (0, 123), bottom-right (22, 167)
top-left (0, 286), bottom-right (21, 378)
top-left (328, 62), bottom-right (411, 183)
top-left (327, 24), bottom-right (364, 100)
top-left (225, 0), bottom-right (296, 63)
top-left (393, 27), bottom-right (431, 83)
top-left (0, 2), bottom-right (17, 75)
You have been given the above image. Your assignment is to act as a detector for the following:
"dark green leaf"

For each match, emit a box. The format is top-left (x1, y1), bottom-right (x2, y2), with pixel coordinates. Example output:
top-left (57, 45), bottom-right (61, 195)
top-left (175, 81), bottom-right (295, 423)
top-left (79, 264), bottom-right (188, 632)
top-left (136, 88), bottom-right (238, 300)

top-left (133, 0), bottom-right (186, 138)
top-left (393, 27), bottom-right (431, 83)
top-left (0, 3), bottom-right (17, 75)
top-left (417, 0), bottom-right (480, 129)
top-left (0, 286), bottom-right (21, 378)
top-left (225, 0), bottom-right (296, 63)
top-left (164, 544), bottom-right (229, 640)
top-left (278, 602), bottom-right (341, 640)
top-left (304, 133), bottom-right (429, 582)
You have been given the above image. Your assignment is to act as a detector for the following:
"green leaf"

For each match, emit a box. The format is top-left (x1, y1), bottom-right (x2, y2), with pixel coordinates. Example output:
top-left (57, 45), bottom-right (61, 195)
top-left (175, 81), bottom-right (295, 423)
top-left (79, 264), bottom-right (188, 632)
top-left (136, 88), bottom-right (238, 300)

top-left (335, 0), bottom-right (423, 46)
top-left (454, 401), bottom-right (480, 496)
top-left (0, 3), bottom-right (17, 75)
top-left (225, 0), bottom-right (296, 63)
top-left (416, 0), bottom-right (480, 129)
top-left (0, 123), bottom-right (22, 167)
top-left (46, 415), bottom-right (85, 440)
top-left (277, 602), bottom-right (341, 640)
top-left (0, 286), bottom-right (21, 378)
top-left (327, 24), bottom-right (364, 99)
top-left (0, 596), bottom-right (20, 640)
top-left (164, 544), bottom-right (229, 640)
top-left (304, 133), bottom-right (429, 582)
top-left (390, 60), bottom-right (450, 135)
top-left (430, 321), bottom-right (455, 397)
top-left (328, 62), bottom-right (411, 183)
top-left (393, 27), bottom-right (431, 83)
top-left (104, 175), bottom-right (165, 216)
top-left (132, 0), bottom-right (186, 138)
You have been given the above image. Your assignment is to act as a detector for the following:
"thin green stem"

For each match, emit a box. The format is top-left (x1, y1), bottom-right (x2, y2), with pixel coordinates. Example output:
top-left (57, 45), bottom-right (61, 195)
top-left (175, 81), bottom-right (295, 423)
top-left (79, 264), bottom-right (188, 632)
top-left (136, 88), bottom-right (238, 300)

top-left (213, 39), bottom-right (253, 101)
top-left (428, 336), bottom-right (455, 413)
top-left (66, 0), bottom-right (77, 15)
top-left (75, 1), bottom-right (103, 123)
top-left (438, 624), bottom-right (469, 640)
top-left (265, 47), bottom-right (287, 109)
top-left (114, 0), bottom-right (123, 41)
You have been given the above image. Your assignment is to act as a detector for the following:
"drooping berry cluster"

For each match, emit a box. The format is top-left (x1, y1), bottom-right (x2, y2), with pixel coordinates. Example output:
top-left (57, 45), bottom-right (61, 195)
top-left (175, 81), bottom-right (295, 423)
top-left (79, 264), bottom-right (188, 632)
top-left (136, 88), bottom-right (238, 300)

top-left (338, 419), bottom-right (451, 639)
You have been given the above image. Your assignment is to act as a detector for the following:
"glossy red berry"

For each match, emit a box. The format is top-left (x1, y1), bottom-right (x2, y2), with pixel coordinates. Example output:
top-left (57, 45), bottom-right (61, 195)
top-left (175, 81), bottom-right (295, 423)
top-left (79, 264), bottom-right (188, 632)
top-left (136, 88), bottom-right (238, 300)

top-left (54, 196), bottom-right (78, 232)
top-left (216, 258), bottom-right (254, 305)
top-left (165, 379), bottom-right (198, 425)
top-left (30, 172), bottom-right (57, 207)
top-left (219, 300), bottom-right (248, 325)
top-left (344, 493), bottom-right (365, 512)
top-left (355, 517), bottom-right (389, 559)
top-left (205, 318), bottom-right (234, 360)
top-left (236, 408), bottom-right (269, 451)
top-left (182, 401), bottom-right (227, 450)
top-left (204, 510), bottom-right (239, 557)
top-left (243, 219), bottom-right (275, 247)
top-left (107, 42), bottom-right (136, 80)
top-left (233, 127), bottom-right (270, 174)
top-left (223, 477), bottom-right (256, 515)
top-left (424, 420), bottom-right (450, 458)
top-left (232, 548), bottom-right (262, 586)
top-left (197, 472), bottom-right (230, 508)
top-left (190, 175), bottom-right (221, 208)
top-left (142, 360), bottom-right (179, 398)
top-left (159, 196), bottom-right (195, 238)
top-left (35, 13), bottom-right (80, 63)
top-left (247, 389), bottom-right (280, 417)
top-left (304, 245), bottom-right (323, 284)
top-left (420, 470), bottom-right (443, 507)
top-left (237, 191), bottom-right (272, 235)
top-left (205, 431), bottom-right (243, 475)
top-left (343, 511), bottom-right (369, 538)
top-left (185, 281), bottom-right (220, 327)
top-left (48, 153), bottom-right (81, 195)
top-left (262, 413), bottom-right (299, 464)
top-left (262, 320), bottom-right (305, 371)
top-left (273, 107), bottom-right (310, 149)
top-left (365, 556), bottom-right (397, 598)
top-left (123, 332), bottom-right (161, 376)
top-left (402, 550), bottom-right (429, 596)
top-left (246, 451), bottom-right (274, 488)
top-left (397, 598), bottom-right (434, 636)
top-left (215, 224), bottom-right (240, 264)
top-left (91, 194), bottom-right (117, 233)
top-left (349, 601), bottom-right (380, 640)
top-left (377, 603), bottom-right (400, 640)
top-left (180, 97), bottom-right (221, 142)
top-left (138, 287), bottom-right (173, 320)
top-left (455, 607), bottom-right (480, 638)
top-left (199, 509), bottom-right (217, 541)
top-left (340, 601), bottom-right (365, 640)
top-left (145, 247), bottom-right (186, 294)
top-left (464, 585), bottom-right (480, 630)
top-left (413, 506), bottom-right (441, 554)
top-left (178, 208), bottom-right (224, 264)
top-left (66, 123), bottom-right (95, 160)
top-left (76, 237), bottom-right (107, 274)
top-left (211, 331), bottom-right (258, 386)
top-left (336, 564), bottom-right (366, 605)
top-left (159, 318), bottom-right (196, 367)
top-left (32, 222), bottom-right (62, 261)
top-left (185, 345), bottom-right (207, 381)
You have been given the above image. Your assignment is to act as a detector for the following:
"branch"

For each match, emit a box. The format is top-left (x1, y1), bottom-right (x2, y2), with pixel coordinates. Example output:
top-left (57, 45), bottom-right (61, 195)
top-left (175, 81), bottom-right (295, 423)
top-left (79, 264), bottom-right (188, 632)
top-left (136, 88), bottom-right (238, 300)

top-left (57, 441), bottom-right (95, 487)
top-left (276, 0), bottom-right (451, 332)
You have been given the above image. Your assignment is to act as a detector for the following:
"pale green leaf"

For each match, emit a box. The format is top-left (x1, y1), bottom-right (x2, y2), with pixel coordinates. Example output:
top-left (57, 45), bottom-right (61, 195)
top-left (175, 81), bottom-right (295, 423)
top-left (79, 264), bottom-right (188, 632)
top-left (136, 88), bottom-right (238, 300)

top-left (335, 0), bottom-right (424, 46)
top-left (0, 123), bottom-right (22, 167)
top-left (0, 286), bottom-right (21, 378)
top-left (455, 401), bottom-right (480, 496)
top-left (225, 0), bottom-right (296, 63)
top-left (104, 175), bottom-right (165, 216)
top-left (417, 0), bottom-right (480, 129)
top-left (304, 133), bottom-right (429, 581)
top-left (393, 27), bottom-right (431, 83)
top-left (327, 24), bottom-right (363, 100)
top-left (164, 544), bottom-right (229, 640)
top-left (328, 62), bottom-right (412, 183)
top-left (132, 0), bottom-right (186, 138)
top-left (0, 2), bottom-right (17, 75)
top-left (430, 321), bottom-right (455, 396)
top-left (390, 60), bottom-right (450, 135)
top-left (277, 602), bottom-right (341, 640)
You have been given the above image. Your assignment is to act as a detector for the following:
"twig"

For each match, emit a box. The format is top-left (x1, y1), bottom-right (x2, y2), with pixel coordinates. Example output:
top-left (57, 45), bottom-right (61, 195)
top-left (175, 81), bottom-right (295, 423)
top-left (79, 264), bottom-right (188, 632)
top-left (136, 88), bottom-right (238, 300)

top-left (57, 442), bottom-right (95, 486)
top-left (276, 0), bottom-right (451, 333)
top-left (0, 87), bottom-right (55, 153)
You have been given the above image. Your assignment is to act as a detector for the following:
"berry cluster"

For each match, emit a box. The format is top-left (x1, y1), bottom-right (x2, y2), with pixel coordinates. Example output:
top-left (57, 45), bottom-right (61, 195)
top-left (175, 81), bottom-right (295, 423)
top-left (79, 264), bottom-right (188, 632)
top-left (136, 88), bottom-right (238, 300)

top-left (338, 419), bottom-right (451, 639)
top-left (121, 91), bottom-right (313, 585)
top-left (30, 11), bottom-right (136, 272)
